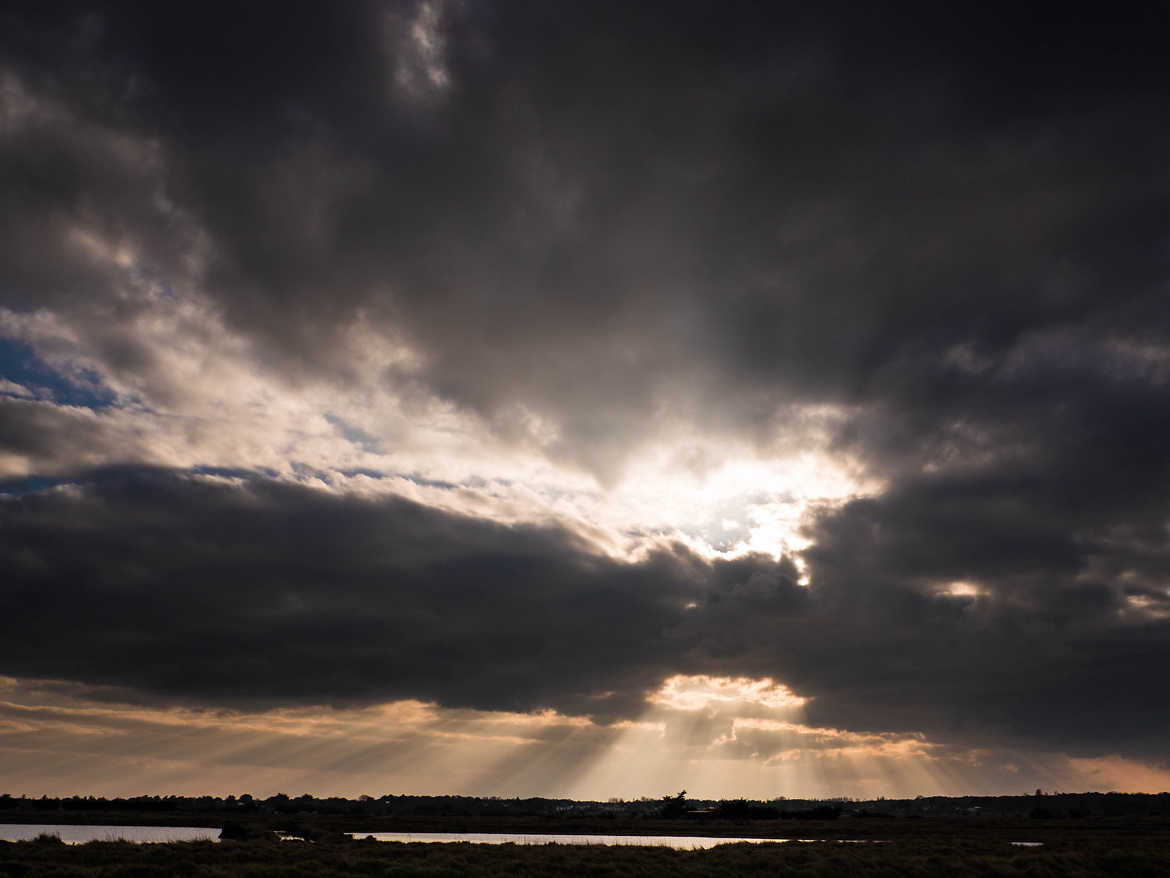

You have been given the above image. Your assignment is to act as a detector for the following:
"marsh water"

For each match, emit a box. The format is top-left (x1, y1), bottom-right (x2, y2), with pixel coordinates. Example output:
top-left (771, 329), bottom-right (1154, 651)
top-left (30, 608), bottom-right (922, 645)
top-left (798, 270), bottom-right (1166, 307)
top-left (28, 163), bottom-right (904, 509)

top-left (6, 825), bottom-right (1039, 849)
top-left (347, 832), bottom-right (876, 847)
top-left (0, 824), bottom-right (219, 844)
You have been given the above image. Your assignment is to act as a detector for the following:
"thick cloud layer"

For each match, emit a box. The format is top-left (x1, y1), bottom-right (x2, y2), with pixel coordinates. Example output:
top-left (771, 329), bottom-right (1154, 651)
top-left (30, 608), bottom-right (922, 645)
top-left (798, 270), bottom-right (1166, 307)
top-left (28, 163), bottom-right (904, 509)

top-left (3, 1), bottom-right (1170, 788)
top-left (3, 467), bottom-right (1168, 762)
top-left (0, 468), bottom-right (798, 720)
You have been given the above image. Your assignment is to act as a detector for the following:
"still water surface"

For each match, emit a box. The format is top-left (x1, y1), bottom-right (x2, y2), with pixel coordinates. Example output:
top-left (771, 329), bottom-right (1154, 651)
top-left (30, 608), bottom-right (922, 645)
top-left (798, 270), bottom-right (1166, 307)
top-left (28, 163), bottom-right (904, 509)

top-left (0, 824), bottom-right (219, 844)
top-left (0, 825), bottom-right (908, 849)
top-left (348, 832), bottom-right (872, 848)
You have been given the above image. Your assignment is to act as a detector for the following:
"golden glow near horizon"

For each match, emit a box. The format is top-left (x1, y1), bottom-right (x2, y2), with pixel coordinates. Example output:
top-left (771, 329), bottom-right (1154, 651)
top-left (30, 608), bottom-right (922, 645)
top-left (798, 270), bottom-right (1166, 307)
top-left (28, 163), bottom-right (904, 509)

top-left (3, 675), bottom-right (1170, 800)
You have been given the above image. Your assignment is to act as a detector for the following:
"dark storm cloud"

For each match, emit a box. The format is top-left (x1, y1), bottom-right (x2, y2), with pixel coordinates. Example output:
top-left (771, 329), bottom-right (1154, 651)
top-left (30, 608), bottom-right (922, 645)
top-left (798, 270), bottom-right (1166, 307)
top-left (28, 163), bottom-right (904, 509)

top-left (5, 2), bottom-right (1168, 473)
top-left (0, 397), bottom-right (143, 473)
top-left (793, 482), bottom-right (1170, 760)
top-left (0, 467), bottom-right (801, 720)
top-left (3, 0), bottom-right (1170, 768)
top-left (784, 327), bottom-right (1170, 756)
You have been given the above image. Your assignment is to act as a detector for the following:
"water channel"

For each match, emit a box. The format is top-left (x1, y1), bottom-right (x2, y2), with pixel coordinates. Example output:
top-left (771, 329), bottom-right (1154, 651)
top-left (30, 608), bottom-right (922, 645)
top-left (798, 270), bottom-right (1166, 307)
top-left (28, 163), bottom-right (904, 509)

top-left (348, 832), bottom-right (881, 847)
top-left (1, 824), bottom-right (1042, 849)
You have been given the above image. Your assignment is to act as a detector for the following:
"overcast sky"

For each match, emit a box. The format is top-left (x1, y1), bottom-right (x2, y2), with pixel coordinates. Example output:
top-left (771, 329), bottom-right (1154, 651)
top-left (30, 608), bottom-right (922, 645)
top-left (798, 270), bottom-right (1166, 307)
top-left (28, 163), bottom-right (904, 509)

top-left (2, 1), bottom-right (1169, 800)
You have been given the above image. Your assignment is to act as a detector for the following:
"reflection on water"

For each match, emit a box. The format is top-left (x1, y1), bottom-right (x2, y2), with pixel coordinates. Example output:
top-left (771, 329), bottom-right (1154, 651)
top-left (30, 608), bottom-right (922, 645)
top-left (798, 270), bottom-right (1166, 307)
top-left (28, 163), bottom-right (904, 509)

top-left (0, 824), bottom-right (889, 848)
top-left (1010, 841), bottom-right (1044, 847)
top-left (0, 824), bottom-right (219, 844)
top-left (348, 832), bottom-right (880, 848)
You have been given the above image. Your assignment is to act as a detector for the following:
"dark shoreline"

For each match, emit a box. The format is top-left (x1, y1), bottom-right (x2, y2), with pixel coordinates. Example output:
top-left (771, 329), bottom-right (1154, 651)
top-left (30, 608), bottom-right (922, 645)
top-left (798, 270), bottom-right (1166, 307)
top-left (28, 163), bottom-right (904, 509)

top-left (6, 792), bottom-right (1170, 875)
top-left (5, 792), bottom-right (1170, 840)
top-left (5, 812), bottom-right (1170, 840)
top-left (4, 827), bottom-right (1170, 878)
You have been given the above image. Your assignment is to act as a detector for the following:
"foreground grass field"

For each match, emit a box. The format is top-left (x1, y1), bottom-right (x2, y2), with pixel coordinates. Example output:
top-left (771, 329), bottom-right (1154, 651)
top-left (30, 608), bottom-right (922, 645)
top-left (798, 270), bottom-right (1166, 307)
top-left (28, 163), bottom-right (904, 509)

top-left (3, 832), bottom-right (1170, 878)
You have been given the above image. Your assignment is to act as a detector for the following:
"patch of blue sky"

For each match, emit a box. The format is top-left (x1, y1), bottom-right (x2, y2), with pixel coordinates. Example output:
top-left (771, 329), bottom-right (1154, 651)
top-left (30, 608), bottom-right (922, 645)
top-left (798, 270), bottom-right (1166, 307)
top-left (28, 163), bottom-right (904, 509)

top-left (0, 336), bottom-right (116, 409)
top-left (323, 412), bottom-right (384, 453)
top-left (0, 465), bottom-right (286, 497)
top-left (336, 468), bottom-right (459, 491)
top-left (0, 474), bottom-right (72, 497)
top-left (191, 464), bottom-right (279, 481)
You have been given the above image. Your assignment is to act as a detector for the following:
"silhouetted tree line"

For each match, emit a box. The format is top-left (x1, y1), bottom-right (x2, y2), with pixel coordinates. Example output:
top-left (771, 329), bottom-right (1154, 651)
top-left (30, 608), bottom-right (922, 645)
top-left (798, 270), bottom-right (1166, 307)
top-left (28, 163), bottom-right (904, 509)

top-left (2, 791), bottom-right (1169, 820)
top-left (0, 792), bottom-right (592, 819)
